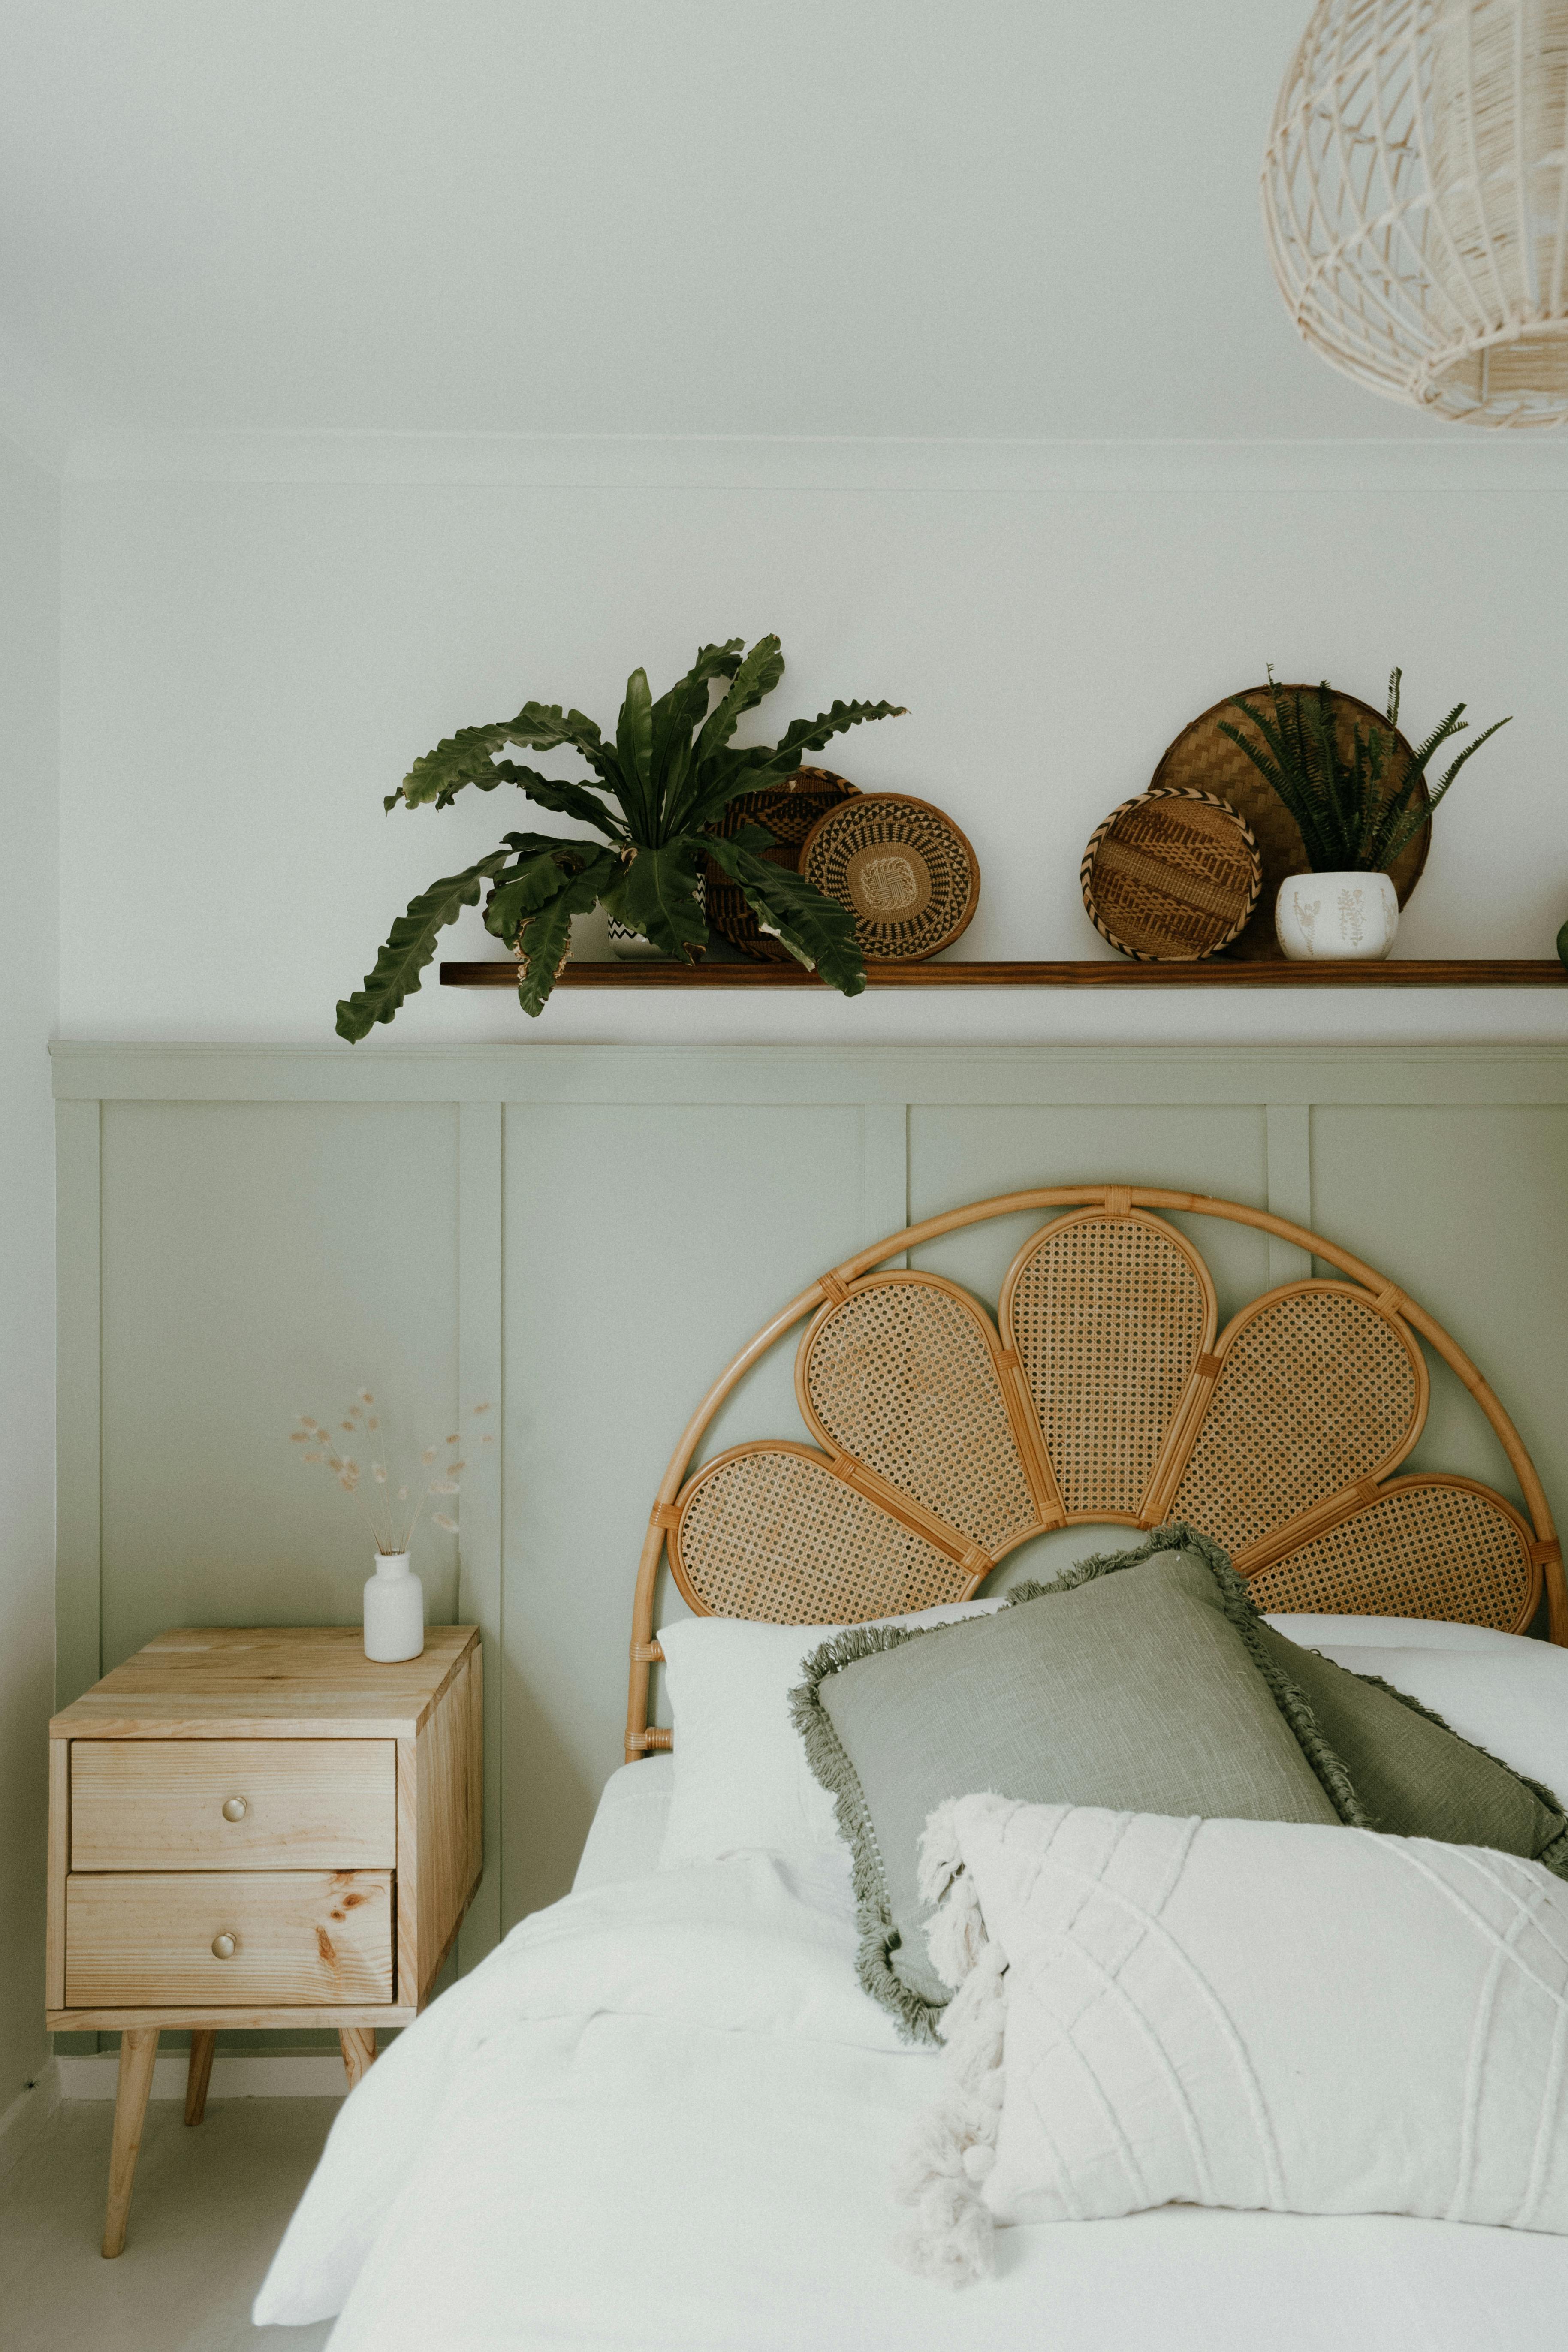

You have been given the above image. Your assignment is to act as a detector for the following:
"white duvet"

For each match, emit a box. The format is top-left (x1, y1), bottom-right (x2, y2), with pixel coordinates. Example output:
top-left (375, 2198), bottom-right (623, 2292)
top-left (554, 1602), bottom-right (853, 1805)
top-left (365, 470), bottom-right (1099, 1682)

top-left (257, 1831), bottom-right (1568, 2349)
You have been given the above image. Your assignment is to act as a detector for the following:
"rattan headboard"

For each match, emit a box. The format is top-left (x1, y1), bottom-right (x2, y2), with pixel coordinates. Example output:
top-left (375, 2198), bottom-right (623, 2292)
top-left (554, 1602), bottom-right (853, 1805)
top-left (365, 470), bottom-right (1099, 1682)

top-left (625, 1184), bottom-right (1565, 1759)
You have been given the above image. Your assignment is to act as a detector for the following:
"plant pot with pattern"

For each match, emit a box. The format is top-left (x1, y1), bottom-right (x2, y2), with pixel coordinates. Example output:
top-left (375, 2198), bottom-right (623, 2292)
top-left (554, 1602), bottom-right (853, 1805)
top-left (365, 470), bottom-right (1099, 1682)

top-left (1219, 669), bottom-right (1510, 962)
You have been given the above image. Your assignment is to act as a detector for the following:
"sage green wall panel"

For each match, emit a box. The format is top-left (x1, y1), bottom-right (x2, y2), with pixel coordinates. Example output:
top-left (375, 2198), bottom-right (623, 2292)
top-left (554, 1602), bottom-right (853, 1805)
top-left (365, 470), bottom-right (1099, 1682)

top-left (98, 1101), bottom-right (462, 1670)
top-left (1311, 1106), bottom-right (1568, 1528)
top-left (57, 1046), bottom-right (1568, 2027)
top-left (501, 1100), bottom-right (879, 1925)
top-left (905, 1104), bottom-right (1272, 1327)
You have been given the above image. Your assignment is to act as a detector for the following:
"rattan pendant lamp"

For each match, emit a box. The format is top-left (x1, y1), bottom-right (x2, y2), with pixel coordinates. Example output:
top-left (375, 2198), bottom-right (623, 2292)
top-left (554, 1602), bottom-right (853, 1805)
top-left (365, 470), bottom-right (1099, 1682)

top-left (1264, 0), bottom-right (1568, 425)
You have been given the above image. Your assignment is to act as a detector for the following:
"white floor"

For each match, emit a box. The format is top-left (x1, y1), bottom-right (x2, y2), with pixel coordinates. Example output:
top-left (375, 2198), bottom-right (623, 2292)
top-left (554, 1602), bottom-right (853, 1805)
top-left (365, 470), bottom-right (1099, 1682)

top-left (0, 2096), bottom-right (337, 2349)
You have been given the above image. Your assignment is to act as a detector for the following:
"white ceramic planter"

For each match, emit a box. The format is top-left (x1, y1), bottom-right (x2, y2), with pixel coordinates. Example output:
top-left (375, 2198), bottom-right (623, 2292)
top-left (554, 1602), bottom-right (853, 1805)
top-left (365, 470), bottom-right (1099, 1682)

top-left (608, 872), bottom-right (706, 958)
top-left (1274, 870), bottom-right (1399, 961)
top-left (363, 1552), bottom-right (425, 1662)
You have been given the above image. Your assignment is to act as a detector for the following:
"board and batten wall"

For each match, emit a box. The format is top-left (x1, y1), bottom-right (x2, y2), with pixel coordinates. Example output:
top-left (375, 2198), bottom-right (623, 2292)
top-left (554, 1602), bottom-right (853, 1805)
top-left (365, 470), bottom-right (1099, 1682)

top-left (53, 1040), bottom-right (1568, 2034)
top-left (0, 431), bottom-right (60, 2136)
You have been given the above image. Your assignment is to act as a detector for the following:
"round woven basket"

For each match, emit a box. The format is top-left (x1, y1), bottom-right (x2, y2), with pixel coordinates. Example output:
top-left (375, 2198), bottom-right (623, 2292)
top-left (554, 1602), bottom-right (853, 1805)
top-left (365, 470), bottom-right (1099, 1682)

top-left (799, 793), bottom-right (980, 962)
top-left (1081, 788), bottom-right (1261, 962)
top-left (1149, 686), bottom-right (1429, 960)
top-left (703, 768), bottom-right (859, 962)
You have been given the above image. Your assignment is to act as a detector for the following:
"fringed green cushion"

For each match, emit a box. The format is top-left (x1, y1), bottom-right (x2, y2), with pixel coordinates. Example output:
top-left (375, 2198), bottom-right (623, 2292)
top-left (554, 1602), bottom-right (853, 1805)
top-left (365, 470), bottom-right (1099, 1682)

top-left (1257, 1622), bottom-right (1568, 1878)
top-left (789, 1523), bottom-right (1361, 2044)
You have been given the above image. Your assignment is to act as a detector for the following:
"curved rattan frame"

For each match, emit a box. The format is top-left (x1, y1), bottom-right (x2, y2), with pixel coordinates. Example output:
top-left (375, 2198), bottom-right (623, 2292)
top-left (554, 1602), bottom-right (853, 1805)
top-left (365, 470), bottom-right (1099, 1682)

top-left (626, 1183), bottom-right (1565, 1758)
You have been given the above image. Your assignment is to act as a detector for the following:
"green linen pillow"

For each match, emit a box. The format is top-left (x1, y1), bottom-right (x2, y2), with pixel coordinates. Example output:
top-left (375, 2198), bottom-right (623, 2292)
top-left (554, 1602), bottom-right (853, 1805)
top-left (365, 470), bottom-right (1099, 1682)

top-left (1255, 1621), bottom-right (1568, 1877)
top-left (789, 1523), bottom-right (1363, 2042)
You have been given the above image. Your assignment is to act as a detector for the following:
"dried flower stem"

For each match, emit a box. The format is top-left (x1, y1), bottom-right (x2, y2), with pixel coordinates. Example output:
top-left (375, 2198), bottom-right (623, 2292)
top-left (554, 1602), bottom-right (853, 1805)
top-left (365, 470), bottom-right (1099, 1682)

top-left (290, 1394), bottom-right (492, 1553)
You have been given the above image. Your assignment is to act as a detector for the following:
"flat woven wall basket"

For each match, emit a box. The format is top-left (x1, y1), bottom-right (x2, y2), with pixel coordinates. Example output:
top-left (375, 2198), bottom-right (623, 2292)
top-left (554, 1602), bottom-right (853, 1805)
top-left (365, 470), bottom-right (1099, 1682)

top-left (704, 768), bottom-right (859, 961)
top-left (1081, 787), bottom-right (1260, 962)
top-left (799, 793), bottom-right (979, 962)
top-left (1149, 687), bottom-right (1429, 960)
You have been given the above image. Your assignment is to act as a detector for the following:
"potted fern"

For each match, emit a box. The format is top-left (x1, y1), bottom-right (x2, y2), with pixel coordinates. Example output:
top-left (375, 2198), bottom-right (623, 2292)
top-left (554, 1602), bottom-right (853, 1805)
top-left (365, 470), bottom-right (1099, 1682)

top-left (335, 635), bottom-right (904, 1035)
top-left (1218, 669), bottom-right (1510, 960)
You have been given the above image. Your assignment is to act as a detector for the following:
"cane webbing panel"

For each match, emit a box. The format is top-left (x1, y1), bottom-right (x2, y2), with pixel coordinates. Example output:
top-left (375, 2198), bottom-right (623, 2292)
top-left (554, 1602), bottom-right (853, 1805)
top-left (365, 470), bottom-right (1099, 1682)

top-left (1170, 1286), bottom-right (1424, 1561)
top-left (1248, 1481), bottom-right (1536, 1634)
top-left (799, 1279), bottom-right (1037, 1556)
top-left (1003, 1212), bottom-right (1213, 1517)
top-left (671, 1446), bottom-right (969, 1625)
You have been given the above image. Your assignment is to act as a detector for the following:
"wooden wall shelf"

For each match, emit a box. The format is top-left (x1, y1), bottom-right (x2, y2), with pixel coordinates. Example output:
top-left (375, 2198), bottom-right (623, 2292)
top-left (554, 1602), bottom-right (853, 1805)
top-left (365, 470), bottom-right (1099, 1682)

top-left (441, 958), bottom-right (1568, 991)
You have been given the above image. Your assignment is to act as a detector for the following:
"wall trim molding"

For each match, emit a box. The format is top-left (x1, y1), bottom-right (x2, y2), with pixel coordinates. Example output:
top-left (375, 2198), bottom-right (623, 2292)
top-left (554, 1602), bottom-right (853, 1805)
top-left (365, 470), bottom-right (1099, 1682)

top-left (0, 2063), bottom-right (61, 2177)
top-left (60, 429), bottom-right (1568, 495)
top-left (49, 1039), bottom-right (1568, 1108)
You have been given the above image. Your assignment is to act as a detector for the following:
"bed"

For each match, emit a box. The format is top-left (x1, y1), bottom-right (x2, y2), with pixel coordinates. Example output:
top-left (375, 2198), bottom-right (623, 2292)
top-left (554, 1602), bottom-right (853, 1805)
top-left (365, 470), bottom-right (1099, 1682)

top-left (256, 1185), bottom-right (1568, 2348)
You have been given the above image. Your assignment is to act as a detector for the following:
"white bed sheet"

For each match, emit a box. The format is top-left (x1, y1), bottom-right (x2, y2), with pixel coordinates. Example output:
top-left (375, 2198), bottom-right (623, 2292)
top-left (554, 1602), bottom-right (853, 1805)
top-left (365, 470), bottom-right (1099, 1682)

top-left (572, 1756), bottom-right (674, 1891)
top-left (258, 1748), bottom-right (1568, 2351)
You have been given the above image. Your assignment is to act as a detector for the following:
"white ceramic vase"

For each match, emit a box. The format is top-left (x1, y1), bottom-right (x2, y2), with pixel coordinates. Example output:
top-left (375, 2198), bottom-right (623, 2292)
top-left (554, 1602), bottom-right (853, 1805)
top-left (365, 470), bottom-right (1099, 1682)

top-left (1275, 870), bottom-right (1399, 961)
top-left (364, 1552), bottom-right (424, 1662)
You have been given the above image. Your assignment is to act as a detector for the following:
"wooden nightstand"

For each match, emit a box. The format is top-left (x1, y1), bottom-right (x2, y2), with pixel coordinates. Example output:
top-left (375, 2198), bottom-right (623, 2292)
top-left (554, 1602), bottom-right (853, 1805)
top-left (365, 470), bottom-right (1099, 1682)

top-left (47, 1625), bottom-right (482, 2256)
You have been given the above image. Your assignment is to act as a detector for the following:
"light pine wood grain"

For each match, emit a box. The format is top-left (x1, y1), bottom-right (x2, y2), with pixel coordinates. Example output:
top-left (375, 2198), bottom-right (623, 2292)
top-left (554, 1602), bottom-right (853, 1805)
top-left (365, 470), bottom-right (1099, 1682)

top-left (49, 1625), bottom-right (478, 1741)
top-left (47, 1737), bottom-right (68, 2010)
top-left (49, 2001), bottom-right (416, 2031)
top-left (65, 1870), bottom-right (393, 2008)
top-left (416, 1652), bottom-right (477, 1994)
top-left (103, 2029), bottom-right (158, 2258)
top-left (70, 1737), bottom-right (395, 1870)
top-left (338, 2026), bottom-right (377, 2089)
top-left (184, 2029), bottom-right (215, 2125)
top-left (395, 1735), bottom-right (417, 2007)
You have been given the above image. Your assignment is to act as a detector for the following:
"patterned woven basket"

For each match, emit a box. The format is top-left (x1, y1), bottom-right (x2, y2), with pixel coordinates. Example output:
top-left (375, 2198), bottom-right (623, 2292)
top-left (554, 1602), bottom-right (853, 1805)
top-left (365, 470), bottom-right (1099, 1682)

top-left (1149, 687), bottom-right (1429, 960)
top-left (702, 769), bottom-right (859, 962)
top-left (799, 793), bottom-right (980, 962)
top-left (1081, 787), bottom-right (1261, 962)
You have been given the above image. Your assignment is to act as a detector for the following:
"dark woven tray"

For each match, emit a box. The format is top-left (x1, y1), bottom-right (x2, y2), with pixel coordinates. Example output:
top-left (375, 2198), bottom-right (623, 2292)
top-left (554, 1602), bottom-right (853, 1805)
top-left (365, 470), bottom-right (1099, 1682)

top-left (1149, 686), bottom-right (1430, 959)
top-left (703, 768), bottom-right (859, 961)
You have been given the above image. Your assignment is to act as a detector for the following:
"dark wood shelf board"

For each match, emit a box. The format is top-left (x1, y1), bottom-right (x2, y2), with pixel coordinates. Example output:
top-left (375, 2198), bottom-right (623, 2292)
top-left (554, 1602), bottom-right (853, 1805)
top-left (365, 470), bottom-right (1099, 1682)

top-left (441, 958), bottom-right (1568, 991)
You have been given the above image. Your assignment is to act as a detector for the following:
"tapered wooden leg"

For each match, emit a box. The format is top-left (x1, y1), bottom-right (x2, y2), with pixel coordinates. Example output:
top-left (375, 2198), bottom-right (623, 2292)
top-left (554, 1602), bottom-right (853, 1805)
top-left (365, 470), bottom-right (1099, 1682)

top-left (103, 2028), bottom-right (159, 2258)
top-left (338, 2027), bottom-right (377, 2090)
top-left (184, 2030), bottom-right (216, 2126)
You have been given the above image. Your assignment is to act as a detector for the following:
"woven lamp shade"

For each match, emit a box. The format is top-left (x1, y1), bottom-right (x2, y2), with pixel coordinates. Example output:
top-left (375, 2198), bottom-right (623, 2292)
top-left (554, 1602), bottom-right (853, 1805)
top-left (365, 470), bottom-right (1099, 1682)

top-left (1265, 0), bottom-right (1568, 426)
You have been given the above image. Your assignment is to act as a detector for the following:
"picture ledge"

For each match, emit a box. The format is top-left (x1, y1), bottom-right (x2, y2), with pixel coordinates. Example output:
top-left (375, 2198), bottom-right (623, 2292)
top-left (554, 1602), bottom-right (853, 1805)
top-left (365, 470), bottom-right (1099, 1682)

top-left (440, 958), bottom-right (1568, 992)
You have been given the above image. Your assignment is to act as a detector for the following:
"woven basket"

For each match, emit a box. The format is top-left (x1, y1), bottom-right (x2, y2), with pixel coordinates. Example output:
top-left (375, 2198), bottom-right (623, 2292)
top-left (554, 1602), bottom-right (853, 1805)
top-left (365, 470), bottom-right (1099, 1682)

top-left (1149, 687), bottom-right (1429, 961)
top-left (1081, 788), bottom-right (1261, 962)
top-left (799, 793), bottom-right (980, 962)
top-left (703, 769), bottom-right (859, 962)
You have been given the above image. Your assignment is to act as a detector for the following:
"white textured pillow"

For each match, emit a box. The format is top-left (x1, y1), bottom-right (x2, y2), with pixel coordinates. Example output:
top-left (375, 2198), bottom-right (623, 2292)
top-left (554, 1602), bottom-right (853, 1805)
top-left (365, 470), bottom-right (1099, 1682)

top-left (899, 1796), bottom-right (1568, 2284)
top-left (656, 1601), bottom-right (1003, 1871)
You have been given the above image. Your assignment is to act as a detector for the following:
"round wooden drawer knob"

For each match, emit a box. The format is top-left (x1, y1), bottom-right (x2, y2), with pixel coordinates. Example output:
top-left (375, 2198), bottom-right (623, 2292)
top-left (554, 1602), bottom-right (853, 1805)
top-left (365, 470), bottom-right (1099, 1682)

top-left (211, 1932), bottom-right (238, 1960)
top-left (221, 1796), bottom-right (248, 1821)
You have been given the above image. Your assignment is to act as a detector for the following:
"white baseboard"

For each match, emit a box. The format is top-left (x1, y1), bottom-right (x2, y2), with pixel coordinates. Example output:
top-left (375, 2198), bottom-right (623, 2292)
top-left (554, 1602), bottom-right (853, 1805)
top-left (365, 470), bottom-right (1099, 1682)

top-left (57, 2052), bottom-right (350, 2101)
top-left (0, 2060), bottom-right (62, 2175)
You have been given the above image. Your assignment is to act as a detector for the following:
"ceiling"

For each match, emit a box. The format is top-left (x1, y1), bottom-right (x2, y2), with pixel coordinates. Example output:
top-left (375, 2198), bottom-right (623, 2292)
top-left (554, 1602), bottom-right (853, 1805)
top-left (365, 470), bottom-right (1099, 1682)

top-left (0, 0), bottom-right (1455, 455)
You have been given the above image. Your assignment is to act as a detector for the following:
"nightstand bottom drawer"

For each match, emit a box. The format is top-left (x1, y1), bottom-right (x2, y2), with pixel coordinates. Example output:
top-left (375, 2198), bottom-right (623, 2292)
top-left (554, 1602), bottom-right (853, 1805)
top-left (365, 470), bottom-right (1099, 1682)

top-left (64, 1871), bottom-right (394, 2008)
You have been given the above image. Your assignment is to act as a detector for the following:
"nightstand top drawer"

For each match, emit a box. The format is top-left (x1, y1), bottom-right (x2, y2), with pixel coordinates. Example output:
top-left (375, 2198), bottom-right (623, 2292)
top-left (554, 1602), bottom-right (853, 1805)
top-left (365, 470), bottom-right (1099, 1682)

top-left (70, 1739), bottom-right (395, 1870)
top-left (64, 1871), bottom-right (393, 2009)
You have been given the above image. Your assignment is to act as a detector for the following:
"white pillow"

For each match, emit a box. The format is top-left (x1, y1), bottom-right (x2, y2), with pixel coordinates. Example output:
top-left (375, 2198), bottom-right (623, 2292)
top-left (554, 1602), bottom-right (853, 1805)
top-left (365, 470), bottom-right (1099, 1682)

top-left (899, 1796), bottom-right (1568, 2284)
top-left (1262, 1610), bottom-right (1529, 1655)
top-left (655, 1601), bottom-right (1004, 1871)
top-left (1263, 1614), bottom-right (1568, 1802)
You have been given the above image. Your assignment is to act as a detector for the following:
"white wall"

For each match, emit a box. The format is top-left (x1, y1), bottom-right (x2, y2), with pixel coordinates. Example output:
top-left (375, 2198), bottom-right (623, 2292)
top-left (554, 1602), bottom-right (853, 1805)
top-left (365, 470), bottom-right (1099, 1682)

top-left (0, 429), bottom-right (58, 2118)
top-left (57, 437), bottom-right (1568, 1050)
